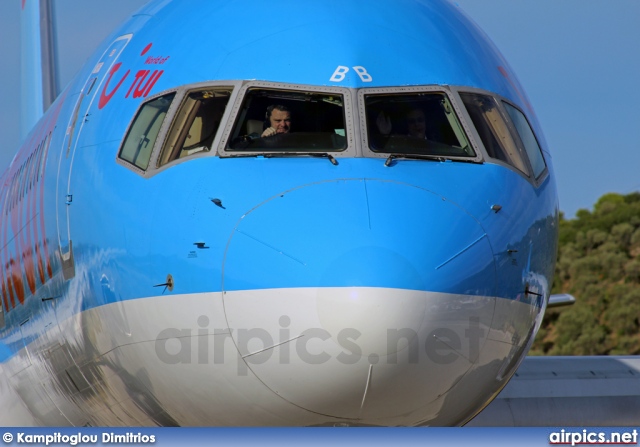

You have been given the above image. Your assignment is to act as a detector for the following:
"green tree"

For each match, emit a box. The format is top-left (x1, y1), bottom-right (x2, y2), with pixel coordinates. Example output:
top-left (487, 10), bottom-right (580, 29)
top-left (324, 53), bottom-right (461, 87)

top-left (531, 191), bottom-right (640, 355)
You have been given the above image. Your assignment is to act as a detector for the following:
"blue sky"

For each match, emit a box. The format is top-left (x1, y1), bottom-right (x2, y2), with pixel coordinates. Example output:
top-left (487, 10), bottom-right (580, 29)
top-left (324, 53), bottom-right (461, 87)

top-left (0, 0), bottom-right (639, 218)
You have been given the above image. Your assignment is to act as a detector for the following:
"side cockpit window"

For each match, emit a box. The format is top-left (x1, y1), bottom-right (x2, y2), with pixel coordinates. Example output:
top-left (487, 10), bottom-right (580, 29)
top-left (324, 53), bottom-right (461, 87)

top-left (226, 88), bottom-right (347, 152)
top-left (119, 92), bottom-right (175, 170)
top-left (459, 93), bottom-right (528, 174)
top-left (158, 88), bottom-right (232, 166)
top-left (118, 87), bottom-right (232, 173)
top-left (364, 92), bottom-right (474, 158)
top-left (502, 102), bottom-right (547, 178)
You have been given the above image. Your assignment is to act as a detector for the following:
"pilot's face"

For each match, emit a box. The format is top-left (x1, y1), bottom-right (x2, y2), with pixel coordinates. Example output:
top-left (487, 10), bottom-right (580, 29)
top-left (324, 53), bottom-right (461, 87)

top-left (269, 109), bottom-right (291, 134)
top-left (406, 109), bottom-right (426, 138)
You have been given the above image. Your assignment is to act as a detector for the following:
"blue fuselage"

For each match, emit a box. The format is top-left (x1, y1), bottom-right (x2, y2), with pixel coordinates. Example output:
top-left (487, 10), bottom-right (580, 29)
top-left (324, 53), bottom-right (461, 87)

top-left (0, 0), bottom-right (558, 426)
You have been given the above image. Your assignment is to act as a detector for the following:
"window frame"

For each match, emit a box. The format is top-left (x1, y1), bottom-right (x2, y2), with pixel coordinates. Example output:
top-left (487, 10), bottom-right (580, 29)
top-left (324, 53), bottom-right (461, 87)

top-left (218, 81), bottom-right (357, 158)
top-left (453, 89), bottom-right (529, 176)
top-left (117, 91), bottom-right (177, 172)
top-left (501, 100), bottom-right (548, 182)
top-left (357, 85), bottom-right (483, 163)
top-left (155, 86), bottom-right (236, 168)
top-left (450, 86), bottom-right (548, 186)
top-left (116, 80), bottom-right (549, 187)
top-left (116, 81), bottom-right (243, 178)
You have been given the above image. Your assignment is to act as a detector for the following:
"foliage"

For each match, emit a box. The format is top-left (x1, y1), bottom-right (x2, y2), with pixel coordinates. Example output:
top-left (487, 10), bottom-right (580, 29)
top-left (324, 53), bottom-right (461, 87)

top-left (529, 192), bottom-right (640, 355)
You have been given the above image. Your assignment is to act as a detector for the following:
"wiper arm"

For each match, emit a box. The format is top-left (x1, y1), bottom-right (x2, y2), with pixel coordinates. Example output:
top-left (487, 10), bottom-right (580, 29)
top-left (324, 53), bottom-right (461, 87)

top-left (222, 152), bottom-right (339, 165)
top-left (384, 153), bottom-right (447, 167)
top-left (263, 152), bottom-right (339, 165)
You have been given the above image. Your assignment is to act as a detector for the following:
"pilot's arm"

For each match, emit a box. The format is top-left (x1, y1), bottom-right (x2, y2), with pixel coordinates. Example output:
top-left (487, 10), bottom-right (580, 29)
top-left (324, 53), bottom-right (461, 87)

top-left (376, 111), bottom-right (392, 135)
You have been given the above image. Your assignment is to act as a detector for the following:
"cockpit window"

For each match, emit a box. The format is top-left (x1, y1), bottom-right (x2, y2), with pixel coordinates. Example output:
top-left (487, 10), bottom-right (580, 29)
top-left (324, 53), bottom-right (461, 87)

top-left (502, 102), bottom-right (547, 178)
top-left (226, 88), bottom-right (347, 152)
top-left (157, 88), bottom-right (232, 167)
top-left (119, 92), bottom-right (175, 170)
top-left (459, 93), bottom-right (528, 174)
top-left (364, 92), bottom-right (474, 157)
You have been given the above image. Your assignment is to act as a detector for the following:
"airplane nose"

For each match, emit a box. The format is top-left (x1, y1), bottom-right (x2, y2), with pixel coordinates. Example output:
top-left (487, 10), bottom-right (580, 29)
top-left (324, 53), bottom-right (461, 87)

top-left (222, 179), bottom-right (496, 423)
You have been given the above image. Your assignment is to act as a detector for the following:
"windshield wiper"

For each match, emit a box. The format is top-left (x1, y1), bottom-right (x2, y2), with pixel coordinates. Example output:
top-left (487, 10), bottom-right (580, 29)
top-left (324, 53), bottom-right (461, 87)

top-left (263, 152), bottom-right (339, 165)
top-left (223, 152), bottom-right (338, 165)
top-left (384, 153), bottom-right (447, 167)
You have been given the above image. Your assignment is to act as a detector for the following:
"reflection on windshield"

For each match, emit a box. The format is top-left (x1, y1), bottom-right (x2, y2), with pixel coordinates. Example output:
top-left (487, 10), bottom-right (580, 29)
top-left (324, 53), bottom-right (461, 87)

top-left (365, 92), bottom-right (474, 157)
top-left (459, 93), bottom-right (527, 173)
top-left (227, 88), bottom-right (347, 152)
top-left (158, 89), bottom-right (231, 167)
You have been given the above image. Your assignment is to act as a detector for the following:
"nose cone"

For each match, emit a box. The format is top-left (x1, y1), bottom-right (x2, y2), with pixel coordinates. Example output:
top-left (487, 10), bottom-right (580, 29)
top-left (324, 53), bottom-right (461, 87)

top-left (222, 179), bottom-right (497, 423)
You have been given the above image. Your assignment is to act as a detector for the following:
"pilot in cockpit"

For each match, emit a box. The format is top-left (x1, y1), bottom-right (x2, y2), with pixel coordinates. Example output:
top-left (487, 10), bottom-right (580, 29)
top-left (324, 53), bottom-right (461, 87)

top-left (376, 107), bottom-right (428, 139)
top-left (261, 104), bottom-right (292, 138)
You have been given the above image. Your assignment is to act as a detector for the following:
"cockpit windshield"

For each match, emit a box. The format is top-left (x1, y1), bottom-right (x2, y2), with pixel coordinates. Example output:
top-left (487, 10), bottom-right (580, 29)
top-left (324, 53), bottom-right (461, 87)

top-left (364, 92), bottom-right (475, 158)
top-left (226, 88), bottom-right (347, 152)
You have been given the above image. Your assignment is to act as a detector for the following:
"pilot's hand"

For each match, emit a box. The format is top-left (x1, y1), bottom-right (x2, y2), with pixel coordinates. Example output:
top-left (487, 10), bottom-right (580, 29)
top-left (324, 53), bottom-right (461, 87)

top-left (376, 111), bottom-right (392, 135)
top-left (261, 127), bottom-right (277, 138)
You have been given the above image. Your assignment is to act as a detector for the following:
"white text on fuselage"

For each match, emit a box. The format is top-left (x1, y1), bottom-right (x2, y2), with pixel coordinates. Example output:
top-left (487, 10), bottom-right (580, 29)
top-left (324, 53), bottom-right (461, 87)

top-left (330, 65), bottom-right (373, 83)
